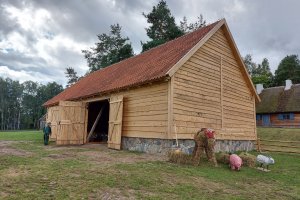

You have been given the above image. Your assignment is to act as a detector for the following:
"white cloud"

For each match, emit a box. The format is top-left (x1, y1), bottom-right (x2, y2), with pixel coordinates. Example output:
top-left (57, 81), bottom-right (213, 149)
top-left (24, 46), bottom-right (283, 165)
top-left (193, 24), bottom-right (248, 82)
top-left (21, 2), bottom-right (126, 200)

top-left (0, 65), bottom-right (53, 83)
top-left (0, 32), bottom-right (29, 54)
top-left (0, 2), bottom-right (90, 85)
top-left (5, 5), bottom-right (51, 32)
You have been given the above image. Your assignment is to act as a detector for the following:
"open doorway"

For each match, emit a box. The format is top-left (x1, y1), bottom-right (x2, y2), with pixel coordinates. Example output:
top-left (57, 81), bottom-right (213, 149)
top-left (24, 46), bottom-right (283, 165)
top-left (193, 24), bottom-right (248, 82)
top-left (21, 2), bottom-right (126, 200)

top-left (87, 100), bottom-right (109, 143)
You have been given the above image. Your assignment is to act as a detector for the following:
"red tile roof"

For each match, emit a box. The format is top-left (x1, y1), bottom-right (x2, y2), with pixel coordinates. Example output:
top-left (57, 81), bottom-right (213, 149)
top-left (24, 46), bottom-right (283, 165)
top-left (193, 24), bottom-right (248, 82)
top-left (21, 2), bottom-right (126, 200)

top-left (44, 21), bottom-right (220, 107)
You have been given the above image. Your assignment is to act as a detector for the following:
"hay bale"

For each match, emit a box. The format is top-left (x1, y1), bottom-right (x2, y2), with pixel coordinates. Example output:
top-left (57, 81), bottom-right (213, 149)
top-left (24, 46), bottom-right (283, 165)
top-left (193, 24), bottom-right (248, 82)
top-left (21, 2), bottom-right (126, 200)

top-left (216, 152), bottom-right (230, 164)
top-left (239, 152), bottom-right (256, 168)
top-left (168, 150), bottom-right (193, 165)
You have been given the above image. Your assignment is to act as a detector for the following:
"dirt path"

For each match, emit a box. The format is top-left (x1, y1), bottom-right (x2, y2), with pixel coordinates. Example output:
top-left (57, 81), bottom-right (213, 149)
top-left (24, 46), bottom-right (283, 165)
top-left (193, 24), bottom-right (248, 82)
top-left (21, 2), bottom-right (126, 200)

top-left (0, 141), bottom-right (33, 156)
top-left (0, 140), bottom-right (167, 164)
top-left (46, 143), bottom-right (167, 165)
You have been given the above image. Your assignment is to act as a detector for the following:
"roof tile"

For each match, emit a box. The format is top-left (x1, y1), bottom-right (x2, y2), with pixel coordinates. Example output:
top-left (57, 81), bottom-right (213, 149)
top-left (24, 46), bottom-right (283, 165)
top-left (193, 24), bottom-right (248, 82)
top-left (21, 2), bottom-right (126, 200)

top-left (44, 21), bottom-right (219, 106)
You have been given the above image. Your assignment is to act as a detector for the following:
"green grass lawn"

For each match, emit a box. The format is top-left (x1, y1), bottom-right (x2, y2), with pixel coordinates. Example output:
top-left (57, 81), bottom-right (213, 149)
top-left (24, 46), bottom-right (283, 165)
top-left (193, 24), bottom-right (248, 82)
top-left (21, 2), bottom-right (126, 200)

top-left (0, 129), bottom-right (299, 200)
top-left (0, 130), bottom-right (43, 142)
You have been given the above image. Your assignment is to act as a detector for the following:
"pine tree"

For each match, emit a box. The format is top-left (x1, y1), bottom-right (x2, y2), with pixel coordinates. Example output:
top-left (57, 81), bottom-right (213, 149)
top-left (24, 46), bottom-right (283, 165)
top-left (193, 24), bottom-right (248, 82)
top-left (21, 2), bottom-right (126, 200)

top-left (180, 15), bottom-right (206, 33)
top-left (82, 24), bottom-right (134, 73)
top-left (65, 67), bottom-right (79, 87)
top-left (243, 54), bottom-right (257, 77)
top-left (141, 0), bottom-right (184, 52)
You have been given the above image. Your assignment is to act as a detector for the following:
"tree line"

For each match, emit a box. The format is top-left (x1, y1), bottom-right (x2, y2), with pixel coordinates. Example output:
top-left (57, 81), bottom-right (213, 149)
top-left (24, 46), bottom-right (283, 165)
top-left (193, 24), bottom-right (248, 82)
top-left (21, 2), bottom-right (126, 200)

top-left (243, 54), bottom-right (300, 87)
top-left (0, 78), bottom-right (63, 130)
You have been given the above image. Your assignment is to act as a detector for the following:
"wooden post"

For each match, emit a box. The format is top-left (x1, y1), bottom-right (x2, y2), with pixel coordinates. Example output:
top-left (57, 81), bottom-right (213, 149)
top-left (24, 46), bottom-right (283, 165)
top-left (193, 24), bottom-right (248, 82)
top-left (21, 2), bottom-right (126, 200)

top-left (257, 137), bottom-right (261, 152)
top-left (253, 96), bottom-right (257, 140)
top-left (87, 106), bottom-right (104, 141)
top-left (83, 104), bottom-right (89, 144)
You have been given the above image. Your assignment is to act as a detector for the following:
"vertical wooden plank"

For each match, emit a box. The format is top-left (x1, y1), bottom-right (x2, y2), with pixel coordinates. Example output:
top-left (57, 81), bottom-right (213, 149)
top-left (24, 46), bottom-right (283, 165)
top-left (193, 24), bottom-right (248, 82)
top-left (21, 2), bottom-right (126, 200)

top-left (84, 104), bottom-right (88, 144)
top-left (167, 77), bottom-right (174, 139)
top-left (220, 56), bottom-right (224, 129)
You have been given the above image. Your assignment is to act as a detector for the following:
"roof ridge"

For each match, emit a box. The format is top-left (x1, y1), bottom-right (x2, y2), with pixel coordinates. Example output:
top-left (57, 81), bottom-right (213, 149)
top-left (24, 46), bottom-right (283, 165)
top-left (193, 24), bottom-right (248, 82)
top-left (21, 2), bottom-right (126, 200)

top-left (263, 83), bottom-right (300, 90)
top-left (68, 20), bottom-right (221, 89)
top-left (263, 86), bottom-right (284, 90)
top-left (138, 19), bottom-right (221, 53)
top-left (44, 19), bottom-right (222, 107)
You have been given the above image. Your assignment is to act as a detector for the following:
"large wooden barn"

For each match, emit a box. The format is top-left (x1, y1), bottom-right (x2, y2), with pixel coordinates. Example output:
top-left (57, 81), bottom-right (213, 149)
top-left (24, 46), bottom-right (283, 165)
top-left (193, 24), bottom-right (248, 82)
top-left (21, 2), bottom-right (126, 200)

top-left (44, 19), bottom-right (260, 153)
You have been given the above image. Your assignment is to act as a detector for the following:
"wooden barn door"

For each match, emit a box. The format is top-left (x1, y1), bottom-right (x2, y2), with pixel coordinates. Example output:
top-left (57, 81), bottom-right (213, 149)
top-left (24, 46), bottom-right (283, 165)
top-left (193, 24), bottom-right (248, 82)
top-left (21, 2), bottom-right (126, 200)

top-left (56, 101), bottom-right (87, 145)
top-left (108, 95), bottom-right (123, 150)
top-left (46, 106), bottom-right (60, 141)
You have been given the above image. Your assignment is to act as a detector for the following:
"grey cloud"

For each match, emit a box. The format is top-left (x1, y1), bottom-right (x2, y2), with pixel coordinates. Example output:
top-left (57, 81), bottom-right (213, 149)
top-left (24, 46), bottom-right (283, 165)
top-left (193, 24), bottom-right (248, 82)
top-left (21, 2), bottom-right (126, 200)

top-left (0, 0), bottom-right (300, 85)
top-left (0, 5), bottom-right (21, 37)
top-left (0, 52), bottom-right (46, 69)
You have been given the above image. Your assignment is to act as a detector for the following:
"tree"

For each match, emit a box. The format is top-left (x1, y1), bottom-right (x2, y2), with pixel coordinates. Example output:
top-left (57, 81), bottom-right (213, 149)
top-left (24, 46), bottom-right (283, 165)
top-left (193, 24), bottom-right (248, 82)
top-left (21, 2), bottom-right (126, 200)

top-left (141, 0), bottom-right (184, 52)
top-left (180, 15), bottom-right (206, 33)
top-left (252, 58), bottom-right (273, 87)
top-left (36, 82), bottom-right (63, 122)
top-left (273, 55), bottom-right (300, 86)
top-left (65, 67), bottom-right (79, 87)
top-left (21, 81), bottom-right (36, 128)
top-left (243, 55), bottom-right (274, 87)
top-left (243, 54), bottom-right (257, 77)
top-left (82, 24), bottom-right (134, 73)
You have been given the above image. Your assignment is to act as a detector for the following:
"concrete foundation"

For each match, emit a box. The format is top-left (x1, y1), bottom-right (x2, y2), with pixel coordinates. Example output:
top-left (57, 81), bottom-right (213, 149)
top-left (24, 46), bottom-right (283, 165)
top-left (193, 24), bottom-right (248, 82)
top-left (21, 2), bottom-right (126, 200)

top-left (121, 137), bottom-right (255, 154)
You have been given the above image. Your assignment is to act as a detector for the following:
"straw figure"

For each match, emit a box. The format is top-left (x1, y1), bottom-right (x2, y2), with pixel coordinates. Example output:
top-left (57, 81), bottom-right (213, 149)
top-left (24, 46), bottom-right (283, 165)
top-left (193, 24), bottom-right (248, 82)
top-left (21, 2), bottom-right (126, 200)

top-left (192, 128), bottom-right (218, 166)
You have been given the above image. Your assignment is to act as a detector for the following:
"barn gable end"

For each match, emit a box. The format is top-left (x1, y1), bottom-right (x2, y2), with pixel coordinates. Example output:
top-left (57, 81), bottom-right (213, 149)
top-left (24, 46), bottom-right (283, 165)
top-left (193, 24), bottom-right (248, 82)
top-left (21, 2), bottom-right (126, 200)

top-left (170, 26), bottom-right (256, 141)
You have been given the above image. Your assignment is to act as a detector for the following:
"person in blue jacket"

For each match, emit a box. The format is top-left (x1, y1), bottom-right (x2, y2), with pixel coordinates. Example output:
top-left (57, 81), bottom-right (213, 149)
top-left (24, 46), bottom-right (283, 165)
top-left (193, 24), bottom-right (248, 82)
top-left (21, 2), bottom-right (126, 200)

top-left (43, 123), bottom-right (52, 145)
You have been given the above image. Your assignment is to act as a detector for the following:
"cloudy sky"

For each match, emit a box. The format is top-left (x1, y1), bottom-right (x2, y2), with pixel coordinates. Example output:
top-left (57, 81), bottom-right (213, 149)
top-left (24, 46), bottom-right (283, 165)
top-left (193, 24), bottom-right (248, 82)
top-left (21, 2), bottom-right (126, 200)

top-left (0, 0), bottom-right (299, 86)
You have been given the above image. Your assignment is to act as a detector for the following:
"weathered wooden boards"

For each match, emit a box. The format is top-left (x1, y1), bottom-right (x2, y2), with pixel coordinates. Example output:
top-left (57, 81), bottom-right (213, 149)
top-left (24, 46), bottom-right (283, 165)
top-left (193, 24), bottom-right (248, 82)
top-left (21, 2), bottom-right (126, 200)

top-left (46, 106), bottom-right (59, 140)
top-left (108, 95), bottom-right (123, 150)
top-left (46, 101), bottom-right (87, 145)
top-left (270, 113), bottom-right (300, 127)
top-left (118, 83), bottom-right (169, 139)
top-left (171, 28), bottom-right (256, 140)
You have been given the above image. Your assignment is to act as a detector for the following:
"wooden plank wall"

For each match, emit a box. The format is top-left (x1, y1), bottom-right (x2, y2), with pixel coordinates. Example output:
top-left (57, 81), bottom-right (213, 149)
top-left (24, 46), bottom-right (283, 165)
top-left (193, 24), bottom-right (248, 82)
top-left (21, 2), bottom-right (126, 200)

top-left (119, 83), bottom-right (169, 139)
top-left (268, 113), bottom-right (300, 127)
top-left (172, 28), bottom-right (256, 140)
top-left (56, 101), bottom-right (86, 145)
top-left (270, 113), bottom-right (300, 127)
top-left (46, 106), bottom-right (60, 140)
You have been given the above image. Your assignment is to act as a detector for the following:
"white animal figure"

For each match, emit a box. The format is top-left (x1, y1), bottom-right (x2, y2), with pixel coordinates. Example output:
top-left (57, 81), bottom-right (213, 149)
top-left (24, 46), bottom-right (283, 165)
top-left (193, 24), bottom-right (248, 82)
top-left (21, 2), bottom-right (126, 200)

top-left (256, 154), bottom-right (275, 170)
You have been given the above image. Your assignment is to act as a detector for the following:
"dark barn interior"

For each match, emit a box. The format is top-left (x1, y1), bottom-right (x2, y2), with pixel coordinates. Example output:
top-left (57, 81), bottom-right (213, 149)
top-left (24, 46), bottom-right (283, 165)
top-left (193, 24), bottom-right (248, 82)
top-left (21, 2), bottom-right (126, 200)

top-left (87, 100), bottom-right (109, 143)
